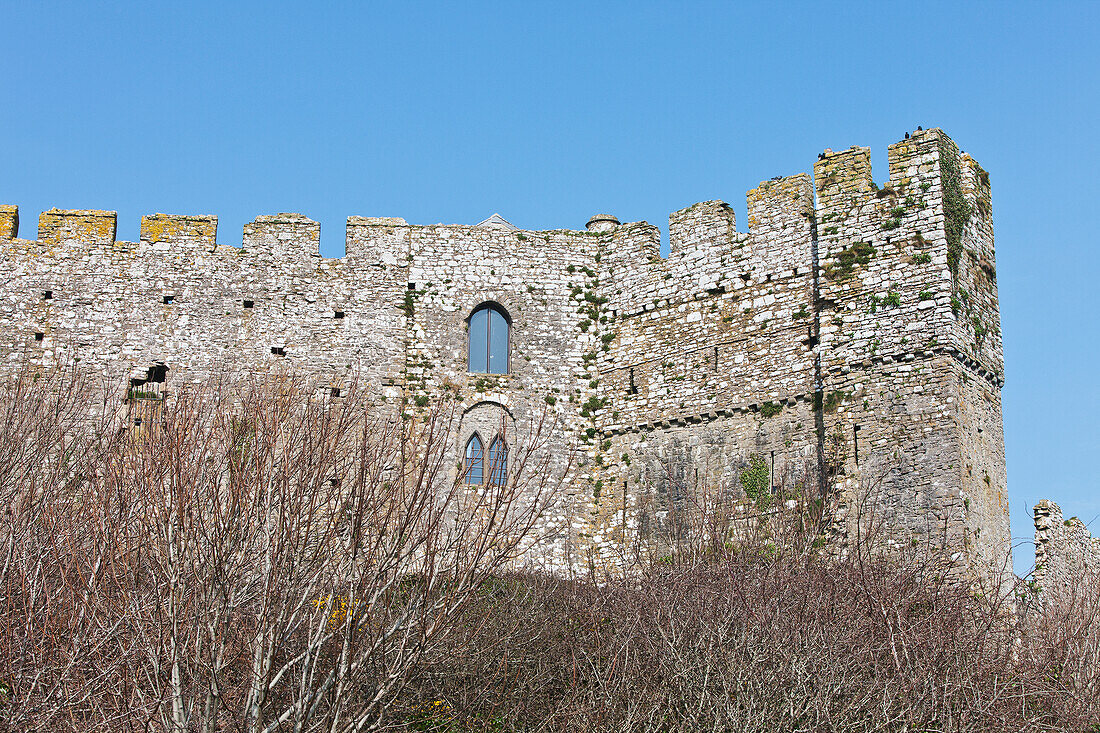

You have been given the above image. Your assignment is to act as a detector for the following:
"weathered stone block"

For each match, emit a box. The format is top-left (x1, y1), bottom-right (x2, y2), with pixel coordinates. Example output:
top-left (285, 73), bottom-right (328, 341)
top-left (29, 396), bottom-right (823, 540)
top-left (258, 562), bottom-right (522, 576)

top-left (38, 208), bottom-right (116, 243)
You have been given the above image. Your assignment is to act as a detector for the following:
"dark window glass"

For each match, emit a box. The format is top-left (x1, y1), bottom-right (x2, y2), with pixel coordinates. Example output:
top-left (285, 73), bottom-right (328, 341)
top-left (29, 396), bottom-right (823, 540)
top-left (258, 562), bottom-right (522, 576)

top-left (488, 436), bottom-right (507, 486)
top-left (464, 434), bottom-right (483, 484)
top-left (468, 308), bottom-right (489, 372)
top-left (468, 304), bottom-right (509, 374)
top-left (488, 308), bottom-right (508, 374)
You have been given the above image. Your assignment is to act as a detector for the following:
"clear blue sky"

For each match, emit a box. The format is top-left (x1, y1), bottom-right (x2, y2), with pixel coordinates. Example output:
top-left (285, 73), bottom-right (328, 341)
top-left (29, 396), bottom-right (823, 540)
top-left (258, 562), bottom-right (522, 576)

top-left (2, 2), bottom-right (1096, 574)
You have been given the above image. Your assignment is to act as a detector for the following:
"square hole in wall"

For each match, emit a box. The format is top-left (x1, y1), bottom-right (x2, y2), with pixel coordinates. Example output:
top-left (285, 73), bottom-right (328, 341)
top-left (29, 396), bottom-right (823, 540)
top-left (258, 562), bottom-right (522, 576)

top-left (243, 299), bottom-right (254, 309)
top-left (43, 290), bottom-right (53, 300)
top-left (271, 347), bottom-right (285, 356)
top-left (34, 332), bottom-right (44, 341)
top-left (163, 295), bottom-right (174, 305)
top-left (331, 387), bottom-right (341, 398)
top-left (408, 282), bottom-right (416, 290)
top-left (334, 311), bottom-right (345, 319)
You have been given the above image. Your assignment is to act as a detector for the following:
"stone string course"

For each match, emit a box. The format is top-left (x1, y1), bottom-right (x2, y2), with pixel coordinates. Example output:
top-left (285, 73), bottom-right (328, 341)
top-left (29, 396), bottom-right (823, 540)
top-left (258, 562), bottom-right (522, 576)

top-left (0, 128), bottom-right (1034, 578)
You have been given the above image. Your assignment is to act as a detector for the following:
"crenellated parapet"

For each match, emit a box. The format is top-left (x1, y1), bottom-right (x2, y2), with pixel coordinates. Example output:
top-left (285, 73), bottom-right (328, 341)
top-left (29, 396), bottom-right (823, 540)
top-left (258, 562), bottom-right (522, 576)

top-left (242, 213), bottom-right (321, 265)
top-left (38, 208), bottom-right (117, 244)
top-left (140, 214), bottom-right (218, 249)
top-left (0, 205), bottom-right (18, 239)
top-left (345, 215), bottom-right (411, 267)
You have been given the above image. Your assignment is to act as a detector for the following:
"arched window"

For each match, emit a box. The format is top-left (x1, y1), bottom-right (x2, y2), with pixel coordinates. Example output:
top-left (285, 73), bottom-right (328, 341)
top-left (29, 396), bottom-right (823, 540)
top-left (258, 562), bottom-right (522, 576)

top-left (488, 436), bottom-right (507, 486)
top-left (463, 434), bottom-right (483, 485)
top-left (468, 303), bottom-right (509, 374)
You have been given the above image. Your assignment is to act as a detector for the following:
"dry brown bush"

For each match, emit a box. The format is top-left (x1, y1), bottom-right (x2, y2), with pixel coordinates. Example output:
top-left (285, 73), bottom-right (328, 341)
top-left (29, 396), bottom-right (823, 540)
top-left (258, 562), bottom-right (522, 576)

top-left (402, 549), bottom-right (1099, 732)
top-left (0, 366), bottom-right (562, 732)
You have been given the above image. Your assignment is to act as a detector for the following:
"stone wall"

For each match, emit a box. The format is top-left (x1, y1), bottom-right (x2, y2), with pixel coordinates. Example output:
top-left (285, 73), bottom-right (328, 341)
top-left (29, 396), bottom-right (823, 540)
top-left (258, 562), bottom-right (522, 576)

top-left (1034, 500), bottom-right (1100, 604)
top-left (0, 127), bottom-right (1012, 577)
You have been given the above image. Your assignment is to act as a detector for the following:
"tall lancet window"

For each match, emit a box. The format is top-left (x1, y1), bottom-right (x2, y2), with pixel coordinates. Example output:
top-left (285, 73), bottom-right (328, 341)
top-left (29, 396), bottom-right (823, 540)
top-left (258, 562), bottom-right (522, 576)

top-left (488, 436), bottom-right (507, 486)
top-left (468, 303), bottom-right (509, 374)
top-left (463, 434), bottom-right (484, 485)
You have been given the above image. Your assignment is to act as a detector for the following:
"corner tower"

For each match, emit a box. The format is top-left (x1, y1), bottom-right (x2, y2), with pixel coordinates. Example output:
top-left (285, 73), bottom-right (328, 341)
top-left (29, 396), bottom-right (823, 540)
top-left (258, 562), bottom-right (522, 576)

top-left (814, 128), bottom-right (1008, 577)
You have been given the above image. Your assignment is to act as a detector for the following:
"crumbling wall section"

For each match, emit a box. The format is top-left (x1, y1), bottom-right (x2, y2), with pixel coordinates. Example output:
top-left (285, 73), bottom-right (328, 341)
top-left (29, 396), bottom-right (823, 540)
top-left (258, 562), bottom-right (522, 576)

top-left (1034, 501), bottom-right (1100, 604)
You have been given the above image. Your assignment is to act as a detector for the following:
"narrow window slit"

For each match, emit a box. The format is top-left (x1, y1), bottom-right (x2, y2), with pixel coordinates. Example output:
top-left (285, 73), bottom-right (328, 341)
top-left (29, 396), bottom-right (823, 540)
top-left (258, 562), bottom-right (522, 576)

top-left (628, 368), bottom-right (638, 395)
top-left (853, 424), bottom-right (861, 465)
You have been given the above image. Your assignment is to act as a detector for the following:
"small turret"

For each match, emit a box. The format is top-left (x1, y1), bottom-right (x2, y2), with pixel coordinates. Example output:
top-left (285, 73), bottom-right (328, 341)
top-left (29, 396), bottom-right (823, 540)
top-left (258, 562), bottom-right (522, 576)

top-left (586, 214), bottom-right (619, 233)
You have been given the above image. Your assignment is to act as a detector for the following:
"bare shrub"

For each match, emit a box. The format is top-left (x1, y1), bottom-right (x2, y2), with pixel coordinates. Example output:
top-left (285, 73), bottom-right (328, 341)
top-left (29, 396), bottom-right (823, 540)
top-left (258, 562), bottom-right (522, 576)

top-left (405, 543), bottom-right (1099, 732)
top-left (0, 366), bottom-right (563, 732)
top-left (399, 457), bottom-right (1099, 732)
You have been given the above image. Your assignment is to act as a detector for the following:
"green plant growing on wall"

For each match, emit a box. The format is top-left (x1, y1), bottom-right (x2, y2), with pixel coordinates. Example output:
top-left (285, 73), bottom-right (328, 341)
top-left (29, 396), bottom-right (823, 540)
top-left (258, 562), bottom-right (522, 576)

top-left (825, 241), bottom-right (876, 280)
top-left (940, 138), bottom-right (972, 277)
top-left (822, 390), bottom-right (849, 414)
top-left (760, 401), bottom-right (782, 418)
top-left (740, 453), bottom-right (770, 507)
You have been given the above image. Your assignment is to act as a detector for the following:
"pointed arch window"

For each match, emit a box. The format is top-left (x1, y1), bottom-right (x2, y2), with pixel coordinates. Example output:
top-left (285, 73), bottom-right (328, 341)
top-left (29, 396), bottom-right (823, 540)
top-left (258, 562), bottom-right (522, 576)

top-left (468, 303), bottom-right (509, 374)
top-left (488, 436), bottom-right (508, 486)
top-left (463, 434), bottom-right (484, 485)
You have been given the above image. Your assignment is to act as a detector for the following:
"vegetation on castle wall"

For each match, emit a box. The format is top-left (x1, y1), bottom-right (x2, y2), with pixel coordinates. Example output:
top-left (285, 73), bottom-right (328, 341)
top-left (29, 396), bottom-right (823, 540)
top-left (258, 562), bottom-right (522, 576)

top-left (939, 138), bottom-right (972, 278)
top-left (825, 241), bottom-right (875, 280)
top-left (739, 453), bottom-right (770, 506)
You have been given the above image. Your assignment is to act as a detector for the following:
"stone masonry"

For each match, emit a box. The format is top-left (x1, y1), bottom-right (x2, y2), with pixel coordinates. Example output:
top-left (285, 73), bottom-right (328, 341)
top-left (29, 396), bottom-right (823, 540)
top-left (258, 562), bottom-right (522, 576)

top-left (1033, 501), bottom-right (1100, 605)
top-left (0, 128), bottom-right (1013, 577)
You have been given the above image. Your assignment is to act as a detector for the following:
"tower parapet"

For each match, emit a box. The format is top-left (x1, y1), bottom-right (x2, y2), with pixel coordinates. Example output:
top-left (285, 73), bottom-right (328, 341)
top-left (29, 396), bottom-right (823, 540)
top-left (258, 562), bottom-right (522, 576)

top-left (0, 205), bottom-right (17, 239)
top-left (243, 213), bottom-right (320, 264)
top-left (140, 214), bottom-right (218, 249)
top-left (38, 208), bottom-right (117, 244)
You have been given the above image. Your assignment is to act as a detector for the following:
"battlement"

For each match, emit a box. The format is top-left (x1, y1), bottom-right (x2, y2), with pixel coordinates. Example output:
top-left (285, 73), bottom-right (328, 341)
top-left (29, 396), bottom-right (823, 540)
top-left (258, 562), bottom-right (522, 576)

top-left (140, 214), bottom-right (218, 247)
top-left (0, 205), bottom-right (17, 239)
top-left (38, 208), bottom-right (117, 244)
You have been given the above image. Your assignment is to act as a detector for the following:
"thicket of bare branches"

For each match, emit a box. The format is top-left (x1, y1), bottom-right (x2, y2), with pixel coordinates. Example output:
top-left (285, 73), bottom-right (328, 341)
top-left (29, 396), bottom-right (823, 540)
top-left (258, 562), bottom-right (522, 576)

top-left (394, 464), bottom-right (1100, 732)
top-left (0, 366), bottom-right (560, 732)
top-left (401, 542), bottom-right (1100, 732)
top-left (1, 364), bottom-right (1098, 732)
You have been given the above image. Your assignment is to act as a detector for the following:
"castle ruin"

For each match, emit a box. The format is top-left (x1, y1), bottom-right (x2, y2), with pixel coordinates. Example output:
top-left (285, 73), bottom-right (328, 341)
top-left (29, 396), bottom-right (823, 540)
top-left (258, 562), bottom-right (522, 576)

top-left (0, 127), bottom-right (1067, 579)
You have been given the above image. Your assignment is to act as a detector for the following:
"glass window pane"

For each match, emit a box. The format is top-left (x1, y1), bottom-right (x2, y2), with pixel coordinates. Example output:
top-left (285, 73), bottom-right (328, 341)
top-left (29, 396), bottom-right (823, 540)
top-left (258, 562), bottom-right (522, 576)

top-left (488, 437), bottom-right (507, 486)
top-left (464, 435), bottom-right (483, 484)
top-left (488, 308), bottom-right (508, 374)
top-left (468, 308), bottom-right (488, 373)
